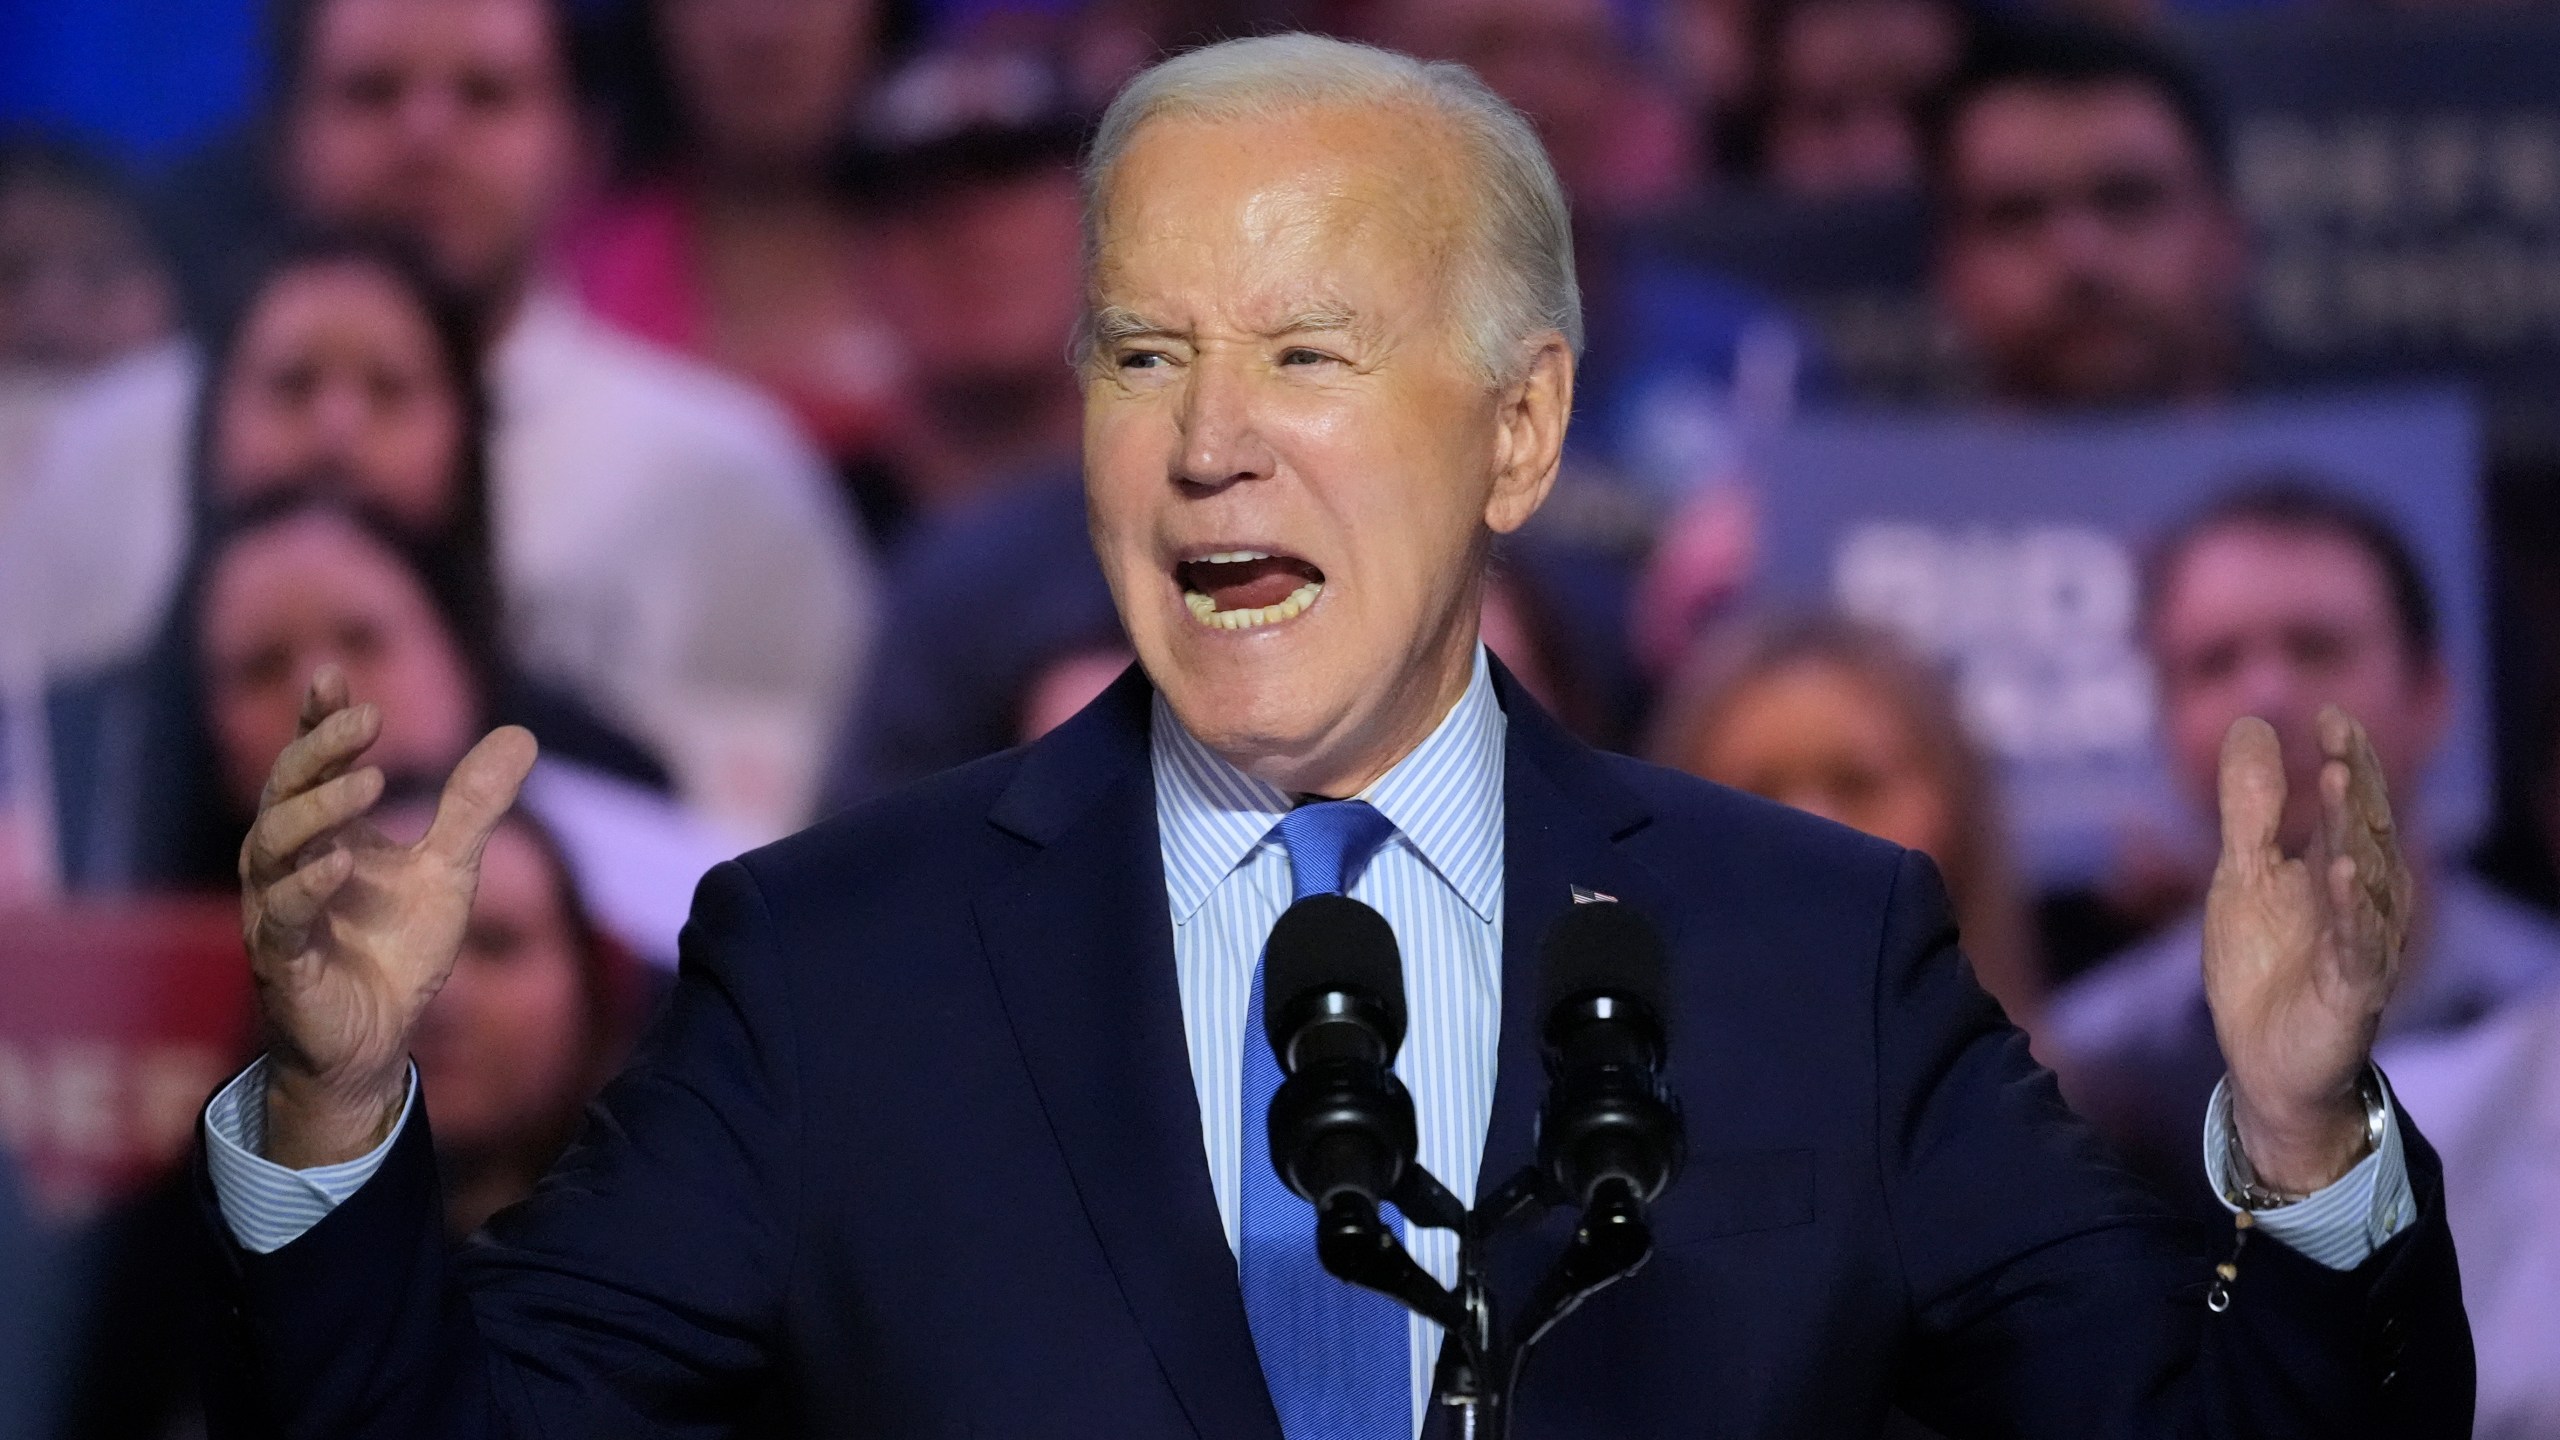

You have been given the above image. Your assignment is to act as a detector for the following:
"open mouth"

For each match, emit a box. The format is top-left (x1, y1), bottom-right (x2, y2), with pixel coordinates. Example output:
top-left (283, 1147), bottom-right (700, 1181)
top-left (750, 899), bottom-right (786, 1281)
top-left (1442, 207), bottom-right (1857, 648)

top-left (1177, 550), bottom-right (1325, 631)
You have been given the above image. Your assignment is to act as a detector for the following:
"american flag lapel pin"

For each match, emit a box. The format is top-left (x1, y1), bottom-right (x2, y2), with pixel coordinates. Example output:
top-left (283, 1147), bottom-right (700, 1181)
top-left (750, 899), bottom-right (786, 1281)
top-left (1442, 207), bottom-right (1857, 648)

top-left (1569, 885), bottom-right (1618, 905)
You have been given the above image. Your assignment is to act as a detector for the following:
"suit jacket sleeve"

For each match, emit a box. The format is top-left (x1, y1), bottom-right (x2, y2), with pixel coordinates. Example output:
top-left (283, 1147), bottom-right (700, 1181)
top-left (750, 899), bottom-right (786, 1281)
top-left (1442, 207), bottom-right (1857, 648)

top-left (1871, 849), bottom-right (2474, 1438)
top-left (195, 858), bottom-right (801, 1440)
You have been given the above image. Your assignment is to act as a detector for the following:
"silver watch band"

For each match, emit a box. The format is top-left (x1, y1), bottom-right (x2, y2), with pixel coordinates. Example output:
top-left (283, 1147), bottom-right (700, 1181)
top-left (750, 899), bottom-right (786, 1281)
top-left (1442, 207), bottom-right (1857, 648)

top-left (2222, 1065), bottom-right (2388, 1210)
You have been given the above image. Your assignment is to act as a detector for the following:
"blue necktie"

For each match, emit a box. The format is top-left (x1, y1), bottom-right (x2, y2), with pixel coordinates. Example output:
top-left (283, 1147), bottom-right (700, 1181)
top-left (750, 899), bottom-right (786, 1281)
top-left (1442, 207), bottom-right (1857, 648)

top-left (1242, 799), bottom-right (1408, 1439)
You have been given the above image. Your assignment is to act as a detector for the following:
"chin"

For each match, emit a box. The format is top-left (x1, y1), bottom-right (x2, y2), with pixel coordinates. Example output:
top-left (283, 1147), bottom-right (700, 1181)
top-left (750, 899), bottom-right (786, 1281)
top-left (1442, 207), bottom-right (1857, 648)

top-left (1161, 667), bottom-right (1321, 752)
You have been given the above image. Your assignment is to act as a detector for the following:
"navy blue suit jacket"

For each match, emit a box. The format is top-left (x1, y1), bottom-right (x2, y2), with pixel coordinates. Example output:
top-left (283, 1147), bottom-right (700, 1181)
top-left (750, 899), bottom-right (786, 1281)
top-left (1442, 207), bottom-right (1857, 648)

top-left (195, 666), bottom-right (2472, 1437)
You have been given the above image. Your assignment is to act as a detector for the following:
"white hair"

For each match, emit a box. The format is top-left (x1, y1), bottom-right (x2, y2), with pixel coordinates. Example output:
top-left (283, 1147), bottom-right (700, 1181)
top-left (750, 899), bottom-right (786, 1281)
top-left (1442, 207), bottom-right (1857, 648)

top-left (1078, 32), bottom-right (1582, 387)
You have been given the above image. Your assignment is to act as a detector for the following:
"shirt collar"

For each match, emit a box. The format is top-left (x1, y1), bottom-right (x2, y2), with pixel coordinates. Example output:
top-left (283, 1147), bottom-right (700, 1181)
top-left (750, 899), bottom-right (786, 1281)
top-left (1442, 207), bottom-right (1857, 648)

top-left (1152, 647), bottom-right (1507, 924)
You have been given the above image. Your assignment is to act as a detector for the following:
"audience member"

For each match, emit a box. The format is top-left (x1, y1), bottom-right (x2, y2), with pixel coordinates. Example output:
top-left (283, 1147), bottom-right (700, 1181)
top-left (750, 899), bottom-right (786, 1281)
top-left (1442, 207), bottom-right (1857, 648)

top-left (2383, 975), bottom-right (2560, 1440)
top-left (374, 784), bottom-right (654, 1233)
top-left (198, 231), bottom-right (492, 554)
top-left (0, 1148), bottom-right (52, 1440)
top-left (2047, 481), bottom-right (2560, 1215)
top-left (0, 137), bottom-right (175, 598)
top-left (15, 0), bottom-right (876, 838)
top-left (0, 137), bottom-right (173, 376)
top-left (1481, 554), bottom-right (1618, 743)
top-left (50, 787), bottom-right (645, 1440)
top-left (1754, 0), bottom-right (1972, 200)
top-left (1363, 0), bottom-right (1698, 222)
top-left (47, 492), bottom-right (731, 967)
top-left (1650, 0), bottom-right (1759, 177)
top-left (28, 233), bottom-right (639, 783)
top-left (568, 0), bottom-right (911, 469)
top-left (1648, 612), bottom-right (2040, 1025)
top-left (824, 474), bottom-right (1119, 804)
top-left (856, 54), bottom-right (1090, 538)
top-left (1924, 16), bottom-right (2246, 406)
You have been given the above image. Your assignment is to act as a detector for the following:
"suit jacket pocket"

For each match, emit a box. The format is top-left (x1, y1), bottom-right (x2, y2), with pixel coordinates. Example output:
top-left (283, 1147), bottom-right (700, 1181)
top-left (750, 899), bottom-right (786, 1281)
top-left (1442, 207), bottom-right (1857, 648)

top-left (1648, 1148), bottom-right (1816, 1247)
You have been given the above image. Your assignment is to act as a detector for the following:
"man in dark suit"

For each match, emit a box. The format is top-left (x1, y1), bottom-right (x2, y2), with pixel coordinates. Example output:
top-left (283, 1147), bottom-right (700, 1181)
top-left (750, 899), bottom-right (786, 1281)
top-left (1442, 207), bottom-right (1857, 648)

top-left (203, 32), bottom-right (2468, 1439)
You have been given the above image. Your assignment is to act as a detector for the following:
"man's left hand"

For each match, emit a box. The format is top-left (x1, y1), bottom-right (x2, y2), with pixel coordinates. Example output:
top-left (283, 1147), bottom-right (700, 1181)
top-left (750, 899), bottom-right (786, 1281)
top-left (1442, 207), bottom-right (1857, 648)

top-left (2202, 706), bottom-right (2411, 1195)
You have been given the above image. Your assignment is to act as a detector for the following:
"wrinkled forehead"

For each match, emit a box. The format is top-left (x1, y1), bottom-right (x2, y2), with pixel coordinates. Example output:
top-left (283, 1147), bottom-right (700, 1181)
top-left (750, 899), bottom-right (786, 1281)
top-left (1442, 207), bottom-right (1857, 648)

top-left (1950, 80), bottom-right (2208, 191)
top-left (1086, 103), bottom-right (1477, 320)
top-left (2149, 522), bottom-right (2404, 649)
top-left (298, 0), bottom-right (568, 90)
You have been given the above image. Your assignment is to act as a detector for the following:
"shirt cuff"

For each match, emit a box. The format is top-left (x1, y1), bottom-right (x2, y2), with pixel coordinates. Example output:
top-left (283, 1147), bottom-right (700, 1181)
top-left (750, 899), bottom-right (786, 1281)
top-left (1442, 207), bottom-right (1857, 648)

top-left (2201, 1069), bottom-right (2414, 1271)
top-left (201, 1056), bottom-right (417, 1255)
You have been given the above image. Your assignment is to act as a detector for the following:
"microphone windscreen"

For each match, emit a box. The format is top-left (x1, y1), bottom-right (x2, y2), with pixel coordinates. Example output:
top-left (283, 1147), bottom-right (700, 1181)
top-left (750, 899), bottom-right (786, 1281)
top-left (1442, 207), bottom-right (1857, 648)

top-left (1264, 894), bottom-right (1407, 1039)
top-left (1538, 901), bottom-right (1668, 1018)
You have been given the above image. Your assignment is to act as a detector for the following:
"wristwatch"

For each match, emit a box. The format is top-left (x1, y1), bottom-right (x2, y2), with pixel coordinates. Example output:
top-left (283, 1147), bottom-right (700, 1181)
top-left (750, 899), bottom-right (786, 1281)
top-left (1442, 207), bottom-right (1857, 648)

top-left (2222, 1066), bottom-right (2389, 1211)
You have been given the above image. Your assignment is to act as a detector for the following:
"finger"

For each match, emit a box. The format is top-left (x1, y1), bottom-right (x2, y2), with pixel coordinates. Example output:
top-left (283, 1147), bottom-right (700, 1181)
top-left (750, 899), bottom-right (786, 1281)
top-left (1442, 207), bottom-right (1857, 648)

top-left (2326, 852), bottom-right (2398, 988)
top-left (2324, 707), bottom-right (2408, 922)
top-left (2216, 716), bottom-right (2288, 870)
top-left (2343, 709), bottom-right (2400, 838)
top-left (260, 701), bottom-right (381, 811)
top-left (248, 848), bottom-right (356, 968)
top-left (420, 726), bottom-right (539, 868)
top-left (296, 664), bottom-right (351, 738)
top-left (2312, 746), bottom-right (2351, 875)
top-left (243, 767), bottom-right (384, 887)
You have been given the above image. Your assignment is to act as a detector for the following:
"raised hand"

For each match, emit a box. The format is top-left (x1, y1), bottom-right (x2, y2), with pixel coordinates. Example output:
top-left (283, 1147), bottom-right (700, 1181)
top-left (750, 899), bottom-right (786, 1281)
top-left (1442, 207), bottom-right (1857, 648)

top-left (2202, 706), bottom-right (2411, 1195)
top-left (239, 665), bottom-right (538, 1168)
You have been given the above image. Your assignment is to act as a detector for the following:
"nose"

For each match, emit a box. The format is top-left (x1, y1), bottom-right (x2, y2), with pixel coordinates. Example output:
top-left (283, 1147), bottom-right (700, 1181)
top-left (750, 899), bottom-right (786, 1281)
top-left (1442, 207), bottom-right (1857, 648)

top-left (396, 83), bottom-right (465, 152)
top-left (1172, 351), bottom-right (1277, 492)
top-left (2046, 204), bottom-right (2119, 279)
top-left (310, 379), bottom-right (371, 454)
top-left (2233, 649), bottom-right (2299, 714)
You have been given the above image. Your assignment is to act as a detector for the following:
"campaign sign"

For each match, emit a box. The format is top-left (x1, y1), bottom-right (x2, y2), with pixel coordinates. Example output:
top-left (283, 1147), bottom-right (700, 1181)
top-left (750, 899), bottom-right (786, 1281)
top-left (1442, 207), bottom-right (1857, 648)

top-left (1630, 11), bottom-right (2560, 407)
top-left (1752, 389), bottom-right (2484, 886)
top-left (2200, 10), bottom-right (2560, 394)
top-left (0, 898), bottom-right (255, 1219)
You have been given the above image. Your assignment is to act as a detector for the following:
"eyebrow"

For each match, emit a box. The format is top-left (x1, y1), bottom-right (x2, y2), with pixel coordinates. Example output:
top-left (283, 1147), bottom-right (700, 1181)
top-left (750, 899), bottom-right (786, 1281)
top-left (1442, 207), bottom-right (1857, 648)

top-left (1092, 306), bottom-right (1171, 344)
top-left (1269, 305), bottom-right (1359, 336)
top-left (1089, 303), bottom-right (1365, 345)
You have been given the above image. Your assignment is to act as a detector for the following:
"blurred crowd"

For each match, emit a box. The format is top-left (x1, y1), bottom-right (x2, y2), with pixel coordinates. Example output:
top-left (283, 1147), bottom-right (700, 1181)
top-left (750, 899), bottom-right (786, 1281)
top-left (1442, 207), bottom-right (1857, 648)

top-left (5, 0), bottom-right (2560, 1435)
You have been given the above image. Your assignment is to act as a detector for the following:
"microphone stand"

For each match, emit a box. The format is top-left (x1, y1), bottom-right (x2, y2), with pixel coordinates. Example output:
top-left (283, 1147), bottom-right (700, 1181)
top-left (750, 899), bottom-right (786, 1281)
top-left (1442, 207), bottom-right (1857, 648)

top-left (1318, 1164), bottom-right (1660, 1440)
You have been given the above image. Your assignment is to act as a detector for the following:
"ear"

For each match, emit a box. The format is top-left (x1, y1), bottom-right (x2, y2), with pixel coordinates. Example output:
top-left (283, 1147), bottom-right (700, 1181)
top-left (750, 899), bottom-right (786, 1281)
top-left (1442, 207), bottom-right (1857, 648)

top-left (1484, 334), bottom-right (1573, 536)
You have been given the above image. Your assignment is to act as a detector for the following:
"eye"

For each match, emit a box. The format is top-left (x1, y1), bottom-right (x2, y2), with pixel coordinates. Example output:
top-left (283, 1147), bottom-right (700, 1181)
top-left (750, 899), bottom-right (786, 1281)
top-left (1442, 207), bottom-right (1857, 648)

top-left (1116, 349), bottom-right (1169, 371)
top-left (336, 66), bottom-right (401, 112)
top-left (370, 367), bottom-right (417, 409)
top-left (464, 917), bottom-right (527, 964)
top-left (458, 71), bottom-right (516, 113)
top-left (1279, 347), bottom-right (1332, 367)
top-left (229, 641), bottom-right (294, 693)
top-left (270, 361), bottom-right (321, 406)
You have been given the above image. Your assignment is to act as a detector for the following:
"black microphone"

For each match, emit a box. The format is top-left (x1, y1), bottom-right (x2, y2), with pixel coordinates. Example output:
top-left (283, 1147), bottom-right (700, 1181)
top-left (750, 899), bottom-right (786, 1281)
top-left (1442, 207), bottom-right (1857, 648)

top-left (1263, 894), bottom-right (1473, 1334)
top-left (1535, 901), bottom-right (1684, 1213)
top-left (1262, 894), bottom-right (1416, 1211)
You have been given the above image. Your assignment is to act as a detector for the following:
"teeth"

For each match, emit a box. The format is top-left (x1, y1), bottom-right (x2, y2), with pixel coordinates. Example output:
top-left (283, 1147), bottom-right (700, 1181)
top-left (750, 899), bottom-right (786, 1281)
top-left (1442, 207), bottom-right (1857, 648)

top-left (1184, 579), bottom-right (1322, 631)
top-left (1196, 550), bottom-right (1271, 564)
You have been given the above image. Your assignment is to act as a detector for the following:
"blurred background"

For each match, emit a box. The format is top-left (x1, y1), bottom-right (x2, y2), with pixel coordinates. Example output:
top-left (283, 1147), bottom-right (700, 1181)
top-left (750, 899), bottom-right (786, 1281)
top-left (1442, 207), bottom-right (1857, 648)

top-left (4, 0), bottom-right (2560, 1434)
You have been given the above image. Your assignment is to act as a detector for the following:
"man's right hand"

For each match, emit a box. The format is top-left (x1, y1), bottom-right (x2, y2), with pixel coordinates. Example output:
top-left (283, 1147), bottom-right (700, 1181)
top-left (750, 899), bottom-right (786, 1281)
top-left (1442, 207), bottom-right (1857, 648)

top-left (239, 665), bottom-right (538, 1169)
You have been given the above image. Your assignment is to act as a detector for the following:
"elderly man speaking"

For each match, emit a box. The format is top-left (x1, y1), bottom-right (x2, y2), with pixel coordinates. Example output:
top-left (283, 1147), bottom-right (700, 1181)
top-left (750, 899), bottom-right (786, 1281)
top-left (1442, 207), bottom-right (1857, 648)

top-left (201, 34), bottom-right (2465, 1439)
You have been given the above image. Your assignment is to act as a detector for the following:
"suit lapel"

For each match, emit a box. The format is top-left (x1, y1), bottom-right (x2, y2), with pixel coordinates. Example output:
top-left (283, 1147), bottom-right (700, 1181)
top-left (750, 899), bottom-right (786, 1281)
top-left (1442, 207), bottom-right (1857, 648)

top-left (1419, 671), bottom-right (1675, 1440)
top-left (972, 668), bottom-right (1281, 1440)
top-left (1473, 665), bottom-right (1669, 1217)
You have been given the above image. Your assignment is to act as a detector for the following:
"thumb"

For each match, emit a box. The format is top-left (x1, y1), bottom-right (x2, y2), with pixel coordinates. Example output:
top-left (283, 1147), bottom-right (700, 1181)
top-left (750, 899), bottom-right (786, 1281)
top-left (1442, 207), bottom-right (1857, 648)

top-left (2217, 715), bottom-right (2287, 872)
top-left (421, 725), bottom-right (540, 867)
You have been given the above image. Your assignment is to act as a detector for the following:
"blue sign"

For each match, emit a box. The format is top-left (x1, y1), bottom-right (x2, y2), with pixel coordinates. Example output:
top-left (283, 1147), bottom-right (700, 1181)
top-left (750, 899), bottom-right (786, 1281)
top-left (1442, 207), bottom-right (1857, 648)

top-left (1753, 389), bottom-right (2485, 885)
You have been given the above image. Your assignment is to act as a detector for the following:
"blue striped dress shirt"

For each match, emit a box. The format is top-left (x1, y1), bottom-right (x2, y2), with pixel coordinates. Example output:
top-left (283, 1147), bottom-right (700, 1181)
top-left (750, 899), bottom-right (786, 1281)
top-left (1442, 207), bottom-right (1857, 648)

top-left (1154, 646), bottom-right (1507, 1438)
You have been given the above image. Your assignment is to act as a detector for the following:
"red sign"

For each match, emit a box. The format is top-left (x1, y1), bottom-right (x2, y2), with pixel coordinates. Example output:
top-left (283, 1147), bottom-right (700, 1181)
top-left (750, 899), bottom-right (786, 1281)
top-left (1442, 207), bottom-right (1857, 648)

top-left (0, 899), bottom-right (257, 1221)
